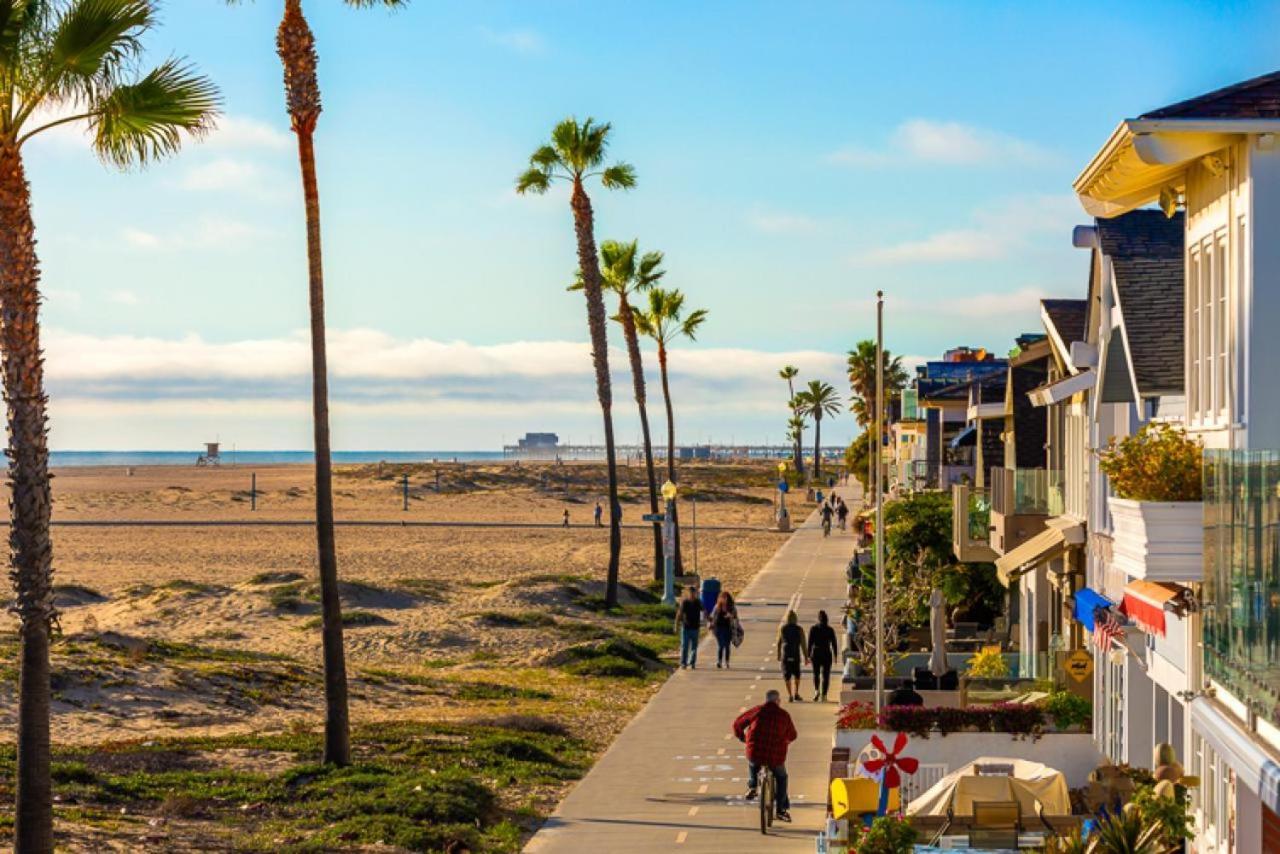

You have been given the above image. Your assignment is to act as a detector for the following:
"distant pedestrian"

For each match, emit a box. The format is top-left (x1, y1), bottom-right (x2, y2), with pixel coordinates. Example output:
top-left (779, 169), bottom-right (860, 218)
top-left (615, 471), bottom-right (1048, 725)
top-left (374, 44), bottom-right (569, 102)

top-left (836, 498), bottom-right (849, 531)
top-left (594, 502), bottom-right (603, 527)
top-left (827, 476), bottom-right (835, 490)
top-left (710, 591), bottom-right (739, 669)
top-left (562, 509), bottom-right (570, 528)
top-left (807, 611), bottom-right (839, 702)
top-left (675, 586), bottom-right (702, 669)
top-left (820, 501), bottom-right (834, 537)
top-left (777, 611), bottom-right (808, 701)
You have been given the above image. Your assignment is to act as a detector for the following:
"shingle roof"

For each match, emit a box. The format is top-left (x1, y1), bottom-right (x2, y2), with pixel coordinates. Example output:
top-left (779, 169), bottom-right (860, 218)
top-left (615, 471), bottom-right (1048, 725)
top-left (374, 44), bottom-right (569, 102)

top-left (1096, 211), bottom-right (1185, 395)
top-left (1140, 70), bottom-right (1280, 119)
top-left (1041, 299), bottom-right (1087, 349)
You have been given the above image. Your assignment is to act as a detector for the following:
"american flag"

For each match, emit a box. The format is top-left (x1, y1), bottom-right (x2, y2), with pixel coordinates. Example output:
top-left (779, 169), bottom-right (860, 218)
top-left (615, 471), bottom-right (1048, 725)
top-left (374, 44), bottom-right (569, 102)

top-left (1093, 608), bottom-right (1124, 651)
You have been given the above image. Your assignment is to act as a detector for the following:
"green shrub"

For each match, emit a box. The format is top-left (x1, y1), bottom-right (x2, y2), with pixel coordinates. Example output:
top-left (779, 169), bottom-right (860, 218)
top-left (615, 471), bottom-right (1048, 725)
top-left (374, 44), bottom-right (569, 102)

top-left (565, 656), bottom-right (646, 678)
top-left (1097, 422), bottom-right (1203, 502)
top-left (1042, 691), bottom-right (1092, 730)
top-left (850, 814), bottom-right (918, 853)
top-left (965, 647), bottom-right (1009, 679)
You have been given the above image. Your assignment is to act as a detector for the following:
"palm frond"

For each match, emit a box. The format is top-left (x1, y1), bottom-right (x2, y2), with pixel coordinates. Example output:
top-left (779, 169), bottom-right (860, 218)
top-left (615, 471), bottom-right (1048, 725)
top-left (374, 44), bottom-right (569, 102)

top-left (601, 162), bottom-right (635, 189)
top-left (551, 115), bottom-right (610, 173)
top-left (515, 166), bottom-right (551, 194)
top-left (89, 57), bottom-right (220, 168)
top-left (636, 250), bottom-right (665, 288)
top-left (529, 143), bottom-right (559, 170)
top-left (0, 0), bottom-right (41, 80)
top-left (48, 0), bottom-right (149, 83)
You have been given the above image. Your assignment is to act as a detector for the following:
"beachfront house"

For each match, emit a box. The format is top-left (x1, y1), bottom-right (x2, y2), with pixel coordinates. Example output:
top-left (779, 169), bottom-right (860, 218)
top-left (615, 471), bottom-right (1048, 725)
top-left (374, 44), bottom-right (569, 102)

top-left (1074, 69), bottom-right (1280, 852)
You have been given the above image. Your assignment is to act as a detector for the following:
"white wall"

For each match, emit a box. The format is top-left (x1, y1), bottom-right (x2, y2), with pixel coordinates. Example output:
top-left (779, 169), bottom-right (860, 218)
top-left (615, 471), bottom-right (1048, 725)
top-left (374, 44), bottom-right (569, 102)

top-left (1245, 138), bottom-right (1280, 451)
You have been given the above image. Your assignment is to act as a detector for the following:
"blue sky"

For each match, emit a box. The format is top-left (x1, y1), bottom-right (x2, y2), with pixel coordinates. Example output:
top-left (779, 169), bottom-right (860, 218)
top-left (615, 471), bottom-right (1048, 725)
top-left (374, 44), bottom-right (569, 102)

top-left (26, 0), bottom-right (1280, 450)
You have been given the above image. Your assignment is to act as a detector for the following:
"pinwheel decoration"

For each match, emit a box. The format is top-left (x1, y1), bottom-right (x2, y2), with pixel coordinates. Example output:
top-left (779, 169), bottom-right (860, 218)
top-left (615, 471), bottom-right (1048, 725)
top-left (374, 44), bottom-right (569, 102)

top-left (861, 732), bottom-right (918, 815)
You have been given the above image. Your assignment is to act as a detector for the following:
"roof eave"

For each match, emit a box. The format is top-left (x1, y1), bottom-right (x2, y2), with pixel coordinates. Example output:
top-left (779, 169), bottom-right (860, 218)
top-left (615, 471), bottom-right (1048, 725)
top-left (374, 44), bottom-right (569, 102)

top-left (1074, 118), bottom-right (1280, 218)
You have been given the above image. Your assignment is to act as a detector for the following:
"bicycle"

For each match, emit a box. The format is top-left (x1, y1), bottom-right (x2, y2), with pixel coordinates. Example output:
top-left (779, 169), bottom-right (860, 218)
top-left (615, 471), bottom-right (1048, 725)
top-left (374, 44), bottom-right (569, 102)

top-left (822, 516), bottom-right (832, 537)
top-left (757, 765), bottom-right (775, 834)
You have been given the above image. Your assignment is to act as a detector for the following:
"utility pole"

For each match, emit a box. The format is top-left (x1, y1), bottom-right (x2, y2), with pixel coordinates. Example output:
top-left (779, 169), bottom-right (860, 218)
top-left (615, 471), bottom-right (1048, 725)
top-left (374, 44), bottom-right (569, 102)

top-left (875, 290), bottom-right (886, 716)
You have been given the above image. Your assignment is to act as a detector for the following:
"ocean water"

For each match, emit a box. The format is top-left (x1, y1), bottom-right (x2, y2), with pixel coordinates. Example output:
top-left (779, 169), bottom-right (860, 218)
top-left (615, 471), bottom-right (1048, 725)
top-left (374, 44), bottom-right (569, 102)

top-left (48, 451), bottom-right (506, 468)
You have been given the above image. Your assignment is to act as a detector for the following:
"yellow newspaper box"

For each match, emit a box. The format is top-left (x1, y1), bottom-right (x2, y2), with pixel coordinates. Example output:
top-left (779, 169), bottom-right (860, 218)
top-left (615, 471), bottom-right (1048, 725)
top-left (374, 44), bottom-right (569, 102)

top-left (830, 777), bottom-right (899, 820)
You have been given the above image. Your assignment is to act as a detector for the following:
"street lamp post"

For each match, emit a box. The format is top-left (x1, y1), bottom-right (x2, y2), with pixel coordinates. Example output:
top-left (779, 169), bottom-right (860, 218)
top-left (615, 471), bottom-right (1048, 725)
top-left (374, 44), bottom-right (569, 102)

top-left (661, 479), bottom-right (678, 605)
top-left (776, 461), bottom-right (791, 532)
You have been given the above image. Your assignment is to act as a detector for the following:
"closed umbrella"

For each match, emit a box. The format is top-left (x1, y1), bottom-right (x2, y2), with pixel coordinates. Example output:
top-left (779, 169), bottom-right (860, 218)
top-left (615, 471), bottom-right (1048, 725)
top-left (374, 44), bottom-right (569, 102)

top-left (929, 588), bottom-right (948, 678)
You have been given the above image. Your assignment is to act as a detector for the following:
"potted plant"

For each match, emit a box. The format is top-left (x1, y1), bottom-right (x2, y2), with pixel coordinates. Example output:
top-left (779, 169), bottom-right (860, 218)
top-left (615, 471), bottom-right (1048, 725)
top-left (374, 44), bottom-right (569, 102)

top-left (1042, 691), bottom-right (1092, 732)
top-left (849, 814), bottom-right (917, 854)
top-left (1097, 423), bottom-right (1203, 582)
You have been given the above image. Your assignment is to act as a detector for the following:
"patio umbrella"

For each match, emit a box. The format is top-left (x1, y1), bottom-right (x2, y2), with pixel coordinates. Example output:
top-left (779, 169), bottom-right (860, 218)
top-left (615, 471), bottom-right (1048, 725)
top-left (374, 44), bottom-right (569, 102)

top-left (929, 588), bottom-right (948, 677)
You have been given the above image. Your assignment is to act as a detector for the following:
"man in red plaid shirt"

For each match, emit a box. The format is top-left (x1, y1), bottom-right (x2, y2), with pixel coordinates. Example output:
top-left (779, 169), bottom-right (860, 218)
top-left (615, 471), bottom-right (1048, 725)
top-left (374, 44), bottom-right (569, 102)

top-left (733, 689), bottom-right (798, 821)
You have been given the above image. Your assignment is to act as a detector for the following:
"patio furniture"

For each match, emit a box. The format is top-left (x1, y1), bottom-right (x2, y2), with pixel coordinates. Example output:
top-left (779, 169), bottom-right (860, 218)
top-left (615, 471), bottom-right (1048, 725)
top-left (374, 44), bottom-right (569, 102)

top-left (969, 800), bottom-right (1020, 849)
top-left (907, 757), bottom-right (1071, 818)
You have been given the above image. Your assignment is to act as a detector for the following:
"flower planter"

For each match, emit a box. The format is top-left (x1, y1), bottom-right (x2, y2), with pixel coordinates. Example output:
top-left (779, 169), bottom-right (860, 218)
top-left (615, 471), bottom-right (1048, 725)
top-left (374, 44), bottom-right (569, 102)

top-left (1108, 497), bottom-right (1203, 583)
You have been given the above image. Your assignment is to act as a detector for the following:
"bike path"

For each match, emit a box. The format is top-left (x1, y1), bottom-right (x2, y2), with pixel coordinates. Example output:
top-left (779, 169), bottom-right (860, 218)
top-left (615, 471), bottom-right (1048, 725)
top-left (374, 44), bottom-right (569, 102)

top-left (524, 487), bottom-right (857, 853)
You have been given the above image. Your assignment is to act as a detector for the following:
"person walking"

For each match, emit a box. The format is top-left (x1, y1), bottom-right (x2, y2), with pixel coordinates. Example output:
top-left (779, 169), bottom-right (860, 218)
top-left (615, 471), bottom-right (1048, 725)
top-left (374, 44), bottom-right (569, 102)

top-left (776, 611), bottom-right (808, 701)
top-left (593, 501), bottom-right (603, 527)
top-left (807, 610), bottom-right (840, 702)
top-left (733, 689), bottom-right (798, 822)
top-left (674, 586), bottom-right (702, 669)
top-left (709, 591), bottom-right (739, 669)
top-left (562, 508), bottom-right (570, 528)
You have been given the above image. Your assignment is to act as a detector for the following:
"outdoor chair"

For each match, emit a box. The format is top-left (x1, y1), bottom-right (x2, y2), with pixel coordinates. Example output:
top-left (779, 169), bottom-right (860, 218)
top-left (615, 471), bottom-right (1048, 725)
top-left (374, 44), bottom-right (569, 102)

top-left (968, 800), bottom-right (1021, 850)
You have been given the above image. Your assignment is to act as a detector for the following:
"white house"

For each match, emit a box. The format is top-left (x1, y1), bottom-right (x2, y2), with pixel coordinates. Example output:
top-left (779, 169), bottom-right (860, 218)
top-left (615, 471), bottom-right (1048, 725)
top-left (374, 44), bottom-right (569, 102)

top-left (1075, 69), bottom-right (1280, 854)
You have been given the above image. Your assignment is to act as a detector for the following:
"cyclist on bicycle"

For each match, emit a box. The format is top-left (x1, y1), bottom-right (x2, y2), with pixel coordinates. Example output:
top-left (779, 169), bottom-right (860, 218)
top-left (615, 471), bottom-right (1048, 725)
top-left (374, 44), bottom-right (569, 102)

top-left (819, 500), bottom-right (834, 536)
top-left (734, 689), bottom-right (797, 822)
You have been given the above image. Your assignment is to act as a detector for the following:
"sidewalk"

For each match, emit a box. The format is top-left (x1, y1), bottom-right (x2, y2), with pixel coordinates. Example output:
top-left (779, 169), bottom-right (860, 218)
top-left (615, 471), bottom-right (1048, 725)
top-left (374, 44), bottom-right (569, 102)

top-left (525, 486), bottom-right (857, 853)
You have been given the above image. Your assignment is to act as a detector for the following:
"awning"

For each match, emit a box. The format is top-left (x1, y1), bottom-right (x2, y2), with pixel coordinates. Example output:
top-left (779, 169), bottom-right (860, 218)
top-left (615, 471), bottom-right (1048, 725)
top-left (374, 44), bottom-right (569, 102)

top-left (949, 425), bottom-right (976, 450)
top-left (995, 519), bottom-right (1085, 587)
top-left (1072, 588), bottom-right (1114, 633)
top-left (1120, 580), bottom-right (1184, 637)
top-left (1028, 370), bottom-right (1096, 408)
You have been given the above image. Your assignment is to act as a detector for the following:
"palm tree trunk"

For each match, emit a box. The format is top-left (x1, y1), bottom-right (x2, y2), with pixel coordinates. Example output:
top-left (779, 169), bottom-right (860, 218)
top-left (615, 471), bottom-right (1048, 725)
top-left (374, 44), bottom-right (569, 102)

top-left (0, 141), bottom-right (55, 853)
top-left (786, 379), bottom-right (804, 478)
top-left (619, 299), bottom-right (663, 582)
top-left (279, 0), bottom-right (350, 766)
top-left (658, 346), bottom-right (684, 573)
top-left (570, 179), bottom-right (621, 608)
top-left (813, 415), bottom-right (822, 482)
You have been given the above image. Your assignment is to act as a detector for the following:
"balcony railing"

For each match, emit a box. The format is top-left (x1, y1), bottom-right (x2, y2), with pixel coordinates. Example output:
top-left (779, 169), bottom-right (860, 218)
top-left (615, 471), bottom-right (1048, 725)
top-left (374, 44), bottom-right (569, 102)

top-left (952, 484), bottom-right (998, 563)
top-left (990, 468), bottom-right (1063, 517)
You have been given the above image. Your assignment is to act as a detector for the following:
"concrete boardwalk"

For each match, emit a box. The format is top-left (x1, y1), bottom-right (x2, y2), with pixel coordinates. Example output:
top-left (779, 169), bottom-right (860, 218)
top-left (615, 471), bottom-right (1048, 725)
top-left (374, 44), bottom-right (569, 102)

top-left (525, 488), bottom-right (857, 853)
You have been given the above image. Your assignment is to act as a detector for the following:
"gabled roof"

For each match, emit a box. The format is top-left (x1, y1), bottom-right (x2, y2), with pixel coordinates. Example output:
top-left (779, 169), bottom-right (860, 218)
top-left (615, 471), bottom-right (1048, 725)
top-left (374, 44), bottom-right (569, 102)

top-left (1041, 299), bottom-right (1087, 351)
top-left (1141, 70), bottom-right (1280, 120)
top-left (1096, 210), bottom-right (1185, 396)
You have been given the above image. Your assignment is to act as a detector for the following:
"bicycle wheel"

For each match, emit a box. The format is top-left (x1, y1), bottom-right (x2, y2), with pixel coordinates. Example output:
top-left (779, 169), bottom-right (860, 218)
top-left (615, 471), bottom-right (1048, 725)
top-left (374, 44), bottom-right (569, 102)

top-left (758, 771), bottom-right (773, 834)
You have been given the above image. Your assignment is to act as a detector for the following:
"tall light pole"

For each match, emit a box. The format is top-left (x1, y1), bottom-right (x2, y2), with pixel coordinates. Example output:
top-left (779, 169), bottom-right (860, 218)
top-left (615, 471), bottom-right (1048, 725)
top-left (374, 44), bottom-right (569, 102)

top-left (874, 290), bottom-right (886, 715)
top-left (776, 460), bottom-right (791, 532)
top-left (661, 479), bottom-right (678, 604)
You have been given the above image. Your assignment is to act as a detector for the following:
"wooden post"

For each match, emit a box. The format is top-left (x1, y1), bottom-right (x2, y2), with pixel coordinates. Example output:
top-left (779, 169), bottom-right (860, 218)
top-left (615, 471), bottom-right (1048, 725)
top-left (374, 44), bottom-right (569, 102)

top-left (402, 474), bottom-right (409, 511)
top-left (251, 472), bottom-right (257, 512)
top-left (691, 496), bottom-right (699, 575)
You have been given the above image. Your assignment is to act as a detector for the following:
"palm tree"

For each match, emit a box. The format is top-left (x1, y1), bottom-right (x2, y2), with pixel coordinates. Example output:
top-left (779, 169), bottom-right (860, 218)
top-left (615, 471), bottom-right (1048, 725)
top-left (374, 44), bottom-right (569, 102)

top-left (0, 4), bottom-right (219, 847)
top-left (846, 340), bottom-right (907, 501)
top-left (779, 366), bottom-right (804, 477)
top-left (518, 118), bottom-right (635, 607)
top-left (633, 287), bottom-right (707, 571)
top-left (572, 239), bottom-right (665, 581)
top-left (229, 0), bottom-right (404, 768)
top-left (794, 381), bottom-right (842, 481)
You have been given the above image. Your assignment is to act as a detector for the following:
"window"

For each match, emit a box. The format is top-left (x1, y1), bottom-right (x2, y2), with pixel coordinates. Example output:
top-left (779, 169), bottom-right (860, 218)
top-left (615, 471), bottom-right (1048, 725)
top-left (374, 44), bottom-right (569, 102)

top-left (1188, 230), bottom-right (1234, 425)
top-left (1189, 248), bottom-right (1201, 418)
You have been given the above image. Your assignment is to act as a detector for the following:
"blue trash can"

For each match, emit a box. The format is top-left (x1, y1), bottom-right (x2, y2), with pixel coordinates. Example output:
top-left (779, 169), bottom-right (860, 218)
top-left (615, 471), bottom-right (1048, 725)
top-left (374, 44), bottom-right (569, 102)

top-left (700, 577), bottom-right (721, 615)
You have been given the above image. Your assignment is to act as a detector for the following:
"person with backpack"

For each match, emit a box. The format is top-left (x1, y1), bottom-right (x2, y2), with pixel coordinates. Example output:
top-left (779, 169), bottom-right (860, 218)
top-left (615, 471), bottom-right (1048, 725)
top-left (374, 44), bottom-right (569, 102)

top-left (776, 611), bottom-right (808, 701)
top-left (709, 591), bottom-right (740, 669)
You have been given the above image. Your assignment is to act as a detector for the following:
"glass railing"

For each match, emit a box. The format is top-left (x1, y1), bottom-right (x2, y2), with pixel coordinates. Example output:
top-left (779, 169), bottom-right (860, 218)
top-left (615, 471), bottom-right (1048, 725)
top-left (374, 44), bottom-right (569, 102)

top-left (1204, 450), bottom-right (1280, 727)
top-left (991, 468), bottom-right (1063, 516)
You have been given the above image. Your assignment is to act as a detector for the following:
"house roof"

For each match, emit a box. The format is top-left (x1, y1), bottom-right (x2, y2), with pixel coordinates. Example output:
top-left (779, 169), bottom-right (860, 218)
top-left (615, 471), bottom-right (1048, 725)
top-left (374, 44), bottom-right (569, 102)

top-left (1096, 210), bottom-right (1185, 396)
top-left (1141, 70), bottom-right (1280, 120)
top-left (1041, 299), bottom-right (1087, 350)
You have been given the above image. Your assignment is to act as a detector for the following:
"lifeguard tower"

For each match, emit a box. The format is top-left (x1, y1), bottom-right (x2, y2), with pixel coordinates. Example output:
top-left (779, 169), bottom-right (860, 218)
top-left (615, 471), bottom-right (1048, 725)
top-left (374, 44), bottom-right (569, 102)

top-left (196, 442), bottom-right (221, 466)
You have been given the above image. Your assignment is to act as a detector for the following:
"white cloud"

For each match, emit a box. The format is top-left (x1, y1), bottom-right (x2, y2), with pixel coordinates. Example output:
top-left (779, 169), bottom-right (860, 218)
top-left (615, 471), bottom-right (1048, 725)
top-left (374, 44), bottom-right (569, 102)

top-left (828, 119), bottom-right (1054, 169)
top-left (479, 26), bottom-right (546, 55)
top-left (204, 116), bottom-right (292, 152)
top-left (42, 288), bottom-right (82, 310)
top-left (117, 217), bottom-right (259, 252)
top-left (858, 194), bottom-right (1079, 265)
top-left (180, 158), bottom-right (263, 192)
top-left (746, 209), bottom-right (821, 235)
top-left (108, 290), bottom-right (140, 306)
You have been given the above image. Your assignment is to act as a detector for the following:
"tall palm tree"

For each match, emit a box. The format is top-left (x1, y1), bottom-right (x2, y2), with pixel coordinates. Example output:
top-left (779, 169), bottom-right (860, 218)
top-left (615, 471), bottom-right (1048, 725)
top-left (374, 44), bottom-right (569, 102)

top-left (779, 366), bottom-right (804, 477)
top-left (518, 118), bottom-right (635, 607)
top-left (794, 381), bottom-right (842, 481)
top-left (230, 0), bottom-right (405, 768)
top-left (633, 287), bottom-right (707, 571)
top-left (847, 340), bottom-right (907, 500)
top-left (572, 239), bottom-right (665, 581)
top-left (0, 4), bottom-right (219, 847)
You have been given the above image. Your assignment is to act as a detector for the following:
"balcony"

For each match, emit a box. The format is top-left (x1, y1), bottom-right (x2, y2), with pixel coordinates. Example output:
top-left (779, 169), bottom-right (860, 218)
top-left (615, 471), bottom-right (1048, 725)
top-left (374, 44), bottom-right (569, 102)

top-left (952, 484), bottom-right (998, 563)
top-left (989, 468), bottom-right (1062, 554)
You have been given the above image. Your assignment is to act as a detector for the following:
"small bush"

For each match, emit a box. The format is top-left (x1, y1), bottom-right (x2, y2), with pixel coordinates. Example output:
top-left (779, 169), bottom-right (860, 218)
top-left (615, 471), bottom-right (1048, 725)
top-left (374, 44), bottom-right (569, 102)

top-left (868, 703), bottom-right (1045, 739)
top-left (302, 610), bottom-right (387, 629)
top-left (850, 814), bottom-right (918, 853)
top-left (965, 647), bottom-right (1009, 679)
top-left (566, 656), bottom-right (646, 678)
top-left (1042, 691), bottom-right (1092, 730)
top-left (475, 611), bottom-right (555, 628)
top-left (249, 571), bottom-right (305, 585)
top-left (836, 700), bottom-right (877, 730)
top-left (1097, 422), bottom-right (1203, 502)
